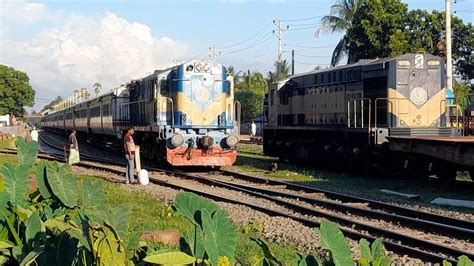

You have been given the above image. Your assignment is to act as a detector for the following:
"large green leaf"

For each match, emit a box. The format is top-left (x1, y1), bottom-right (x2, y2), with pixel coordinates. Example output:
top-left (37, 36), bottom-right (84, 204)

top-left (201, 208), bottom-right (237, 265)
top-left (25, 211), bottom-right (44, 248)
top-left (315, 220), bottom-right (354, 266)
top-left (81, 179), bottom-right (104, 208)
top-left (370, 239), bottom-right (386, 259)
top-left (34, 161), bottom-right (52, 199)
top-left (0, 240), bottom-right (14, 249)
top-left (105, 205), bottom-right (129, 239)
top-left (173, 192), bottom-right (219, 226)
top-left (45, 165), bottom-right (78, 208)
top-left (95, 225), bottom-right (127, 266)
top-left (358, 238), bottom-right (371, 266)
top-left (144, 251), bottom-right (196, 265)
top-left (0, 163), bottom-right (29, 207)
top-left (457, 256), bottom-right (473, 266)
top-left (183, 225), bottom-right (205, 259)
top-left (15, 137), bottom-right (38, 168)
top-left (19, 247), bottom-right (44, 266)
top-left (251, 238), bottom-right (280, 265)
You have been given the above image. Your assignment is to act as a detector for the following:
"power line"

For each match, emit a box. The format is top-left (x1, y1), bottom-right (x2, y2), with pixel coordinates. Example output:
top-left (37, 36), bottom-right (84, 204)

top-left (285, 44), bottom-right (336, 49)
top-left (280, 15), bottom-right (323, 22)
top-left (217, 22), bottom-right (272, 50)
top-left (220, 34), bottom-right (273, 56)
top-left (294, 53), bottom-right (332, 58)
top-left (234, 53), bottom-right (275, 69)
top-left (288, 24), bottom-right (322, 31)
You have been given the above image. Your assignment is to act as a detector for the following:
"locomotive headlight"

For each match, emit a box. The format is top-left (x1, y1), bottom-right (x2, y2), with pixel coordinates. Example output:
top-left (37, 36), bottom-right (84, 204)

top-left (171, 134), bottom-right (184, 147)
top-left (225, 134), bottom-right (239, 147)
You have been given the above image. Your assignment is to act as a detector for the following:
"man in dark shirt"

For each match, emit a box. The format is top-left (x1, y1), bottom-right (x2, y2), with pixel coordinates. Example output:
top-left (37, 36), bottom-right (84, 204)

top-left (124, 127), bottom-right (137, 184)
top-left (68, 129), bottom-right (80, 165)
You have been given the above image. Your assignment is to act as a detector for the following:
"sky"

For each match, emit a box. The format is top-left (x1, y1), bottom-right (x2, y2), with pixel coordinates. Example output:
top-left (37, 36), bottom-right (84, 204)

top-left (0, 0), bottom-right (473, 112)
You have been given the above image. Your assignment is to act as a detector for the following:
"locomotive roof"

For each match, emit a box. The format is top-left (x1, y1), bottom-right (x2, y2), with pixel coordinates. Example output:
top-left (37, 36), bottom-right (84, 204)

top-left (286, 53), bottom-right (434, 80)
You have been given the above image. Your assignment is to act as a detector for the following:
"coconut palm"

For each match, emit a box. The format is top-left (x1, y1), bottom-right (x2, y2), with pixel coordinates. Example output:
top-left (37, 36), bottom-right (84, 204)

top-left (316, 0), bottom-right (365, 66)
top-left (267, 60), bottom-right (290, 84)
top-left (93, 82), bottom-right (102, 96)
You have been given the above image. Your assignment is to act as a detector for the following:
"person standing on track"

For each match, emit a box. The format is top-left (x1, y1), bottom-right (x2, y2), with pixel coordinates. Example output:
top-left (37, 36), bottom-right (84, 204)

top-left (30, 127), bottom-right (38, 142)
top-left (124, 127), bottom-right (137, 184)
top-left (68, 129), bottom-right (80, 165)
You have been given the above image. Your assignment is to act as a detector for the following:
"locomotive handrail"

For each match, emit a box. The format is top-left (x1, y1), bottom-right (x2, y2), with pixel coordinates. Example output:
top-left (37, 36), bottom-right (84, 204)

top-left (347, 98), bottom-right (371, 129)
top-left (374, 98), bottom-right (394, 128)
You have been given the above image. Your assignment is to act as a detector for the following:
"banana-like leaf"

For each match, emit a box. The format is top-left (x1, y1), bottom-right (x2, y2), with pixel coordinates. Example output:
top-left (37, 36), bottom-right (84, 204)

top-left (15, 137), bottom-right (38, 168)
top-left (34, 161), bottom-right (52, 199)
top-left (315, 220), bottom-right (354, 266)
top-left (295, 253), bottom-right (319, 266)
top-left (0, 163), bottom-right (30, 208)
top-left (173, 192), bottom-right (219, 226)
top-left (143, 251), bottom-right (196, 265)
top-left (81, 179), bottom-right (104, 208)
top-left (45, 166), bottom-right (78, 208)
top-left (201, 208), bottom-right (236, 265)
top-left (458, 256), bottom-right (473, 266)
top-left (25, 211), bottom-right (44, 248)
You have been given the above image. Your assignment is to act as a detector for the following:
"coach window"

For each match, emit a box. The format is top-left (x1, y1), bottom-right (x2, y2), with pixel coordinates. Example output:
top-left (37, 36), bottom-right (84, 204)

top-left (321, 74), bottom-right (325, 84)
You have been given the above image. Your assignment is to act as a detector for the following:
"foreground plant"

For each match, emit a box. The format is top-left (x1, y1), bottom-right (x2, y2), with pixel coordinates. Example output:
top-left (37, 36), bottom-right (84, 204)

top-left (0, 137), bottom-right (140, 265)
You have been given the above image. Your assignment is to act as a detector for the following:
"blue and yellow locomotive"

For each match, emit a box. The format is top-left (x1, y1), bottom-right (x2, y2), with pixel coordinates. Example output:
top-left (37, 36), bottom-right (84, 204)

top-left (42, 60), bottom-right (240, 167)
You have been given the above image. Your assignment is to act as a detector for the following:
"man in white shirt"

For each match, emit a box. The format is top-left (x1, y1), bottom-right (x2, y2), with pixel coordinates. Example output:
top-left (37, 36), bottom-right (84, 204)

top-left (250, 121), bottom-right (256, 137)
top-left (30, 127), bottom-right (38, 142)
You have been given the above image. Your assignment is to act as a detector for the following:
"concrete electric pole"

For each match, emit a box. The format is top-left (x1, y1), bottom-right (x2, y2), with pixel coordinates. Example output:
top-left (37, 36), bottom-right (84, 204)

top-left (445, 0), bottom-right (453, 95)
top-left (273, 20), bottom-right (287, 80)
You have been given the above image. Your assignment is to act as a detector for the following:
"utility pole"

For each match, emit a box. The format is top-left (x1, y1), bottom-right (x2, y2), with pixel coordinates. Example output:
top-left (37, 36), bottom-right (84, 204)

top-left (273, 20), bottom-right (287, 80)
top-left (291, 49), bottom-right (295, 76)
top-left (446, 0), bottom-right (453, 96)
top-left (209, 45), bottom-right (220, 61)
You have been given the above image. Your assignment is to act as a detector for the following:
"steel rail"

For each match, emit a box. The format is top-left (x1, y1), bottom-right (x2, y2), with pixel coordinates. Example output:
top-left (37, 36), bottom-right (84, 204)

top-left (220, 169), bottom-right (474, 230)
top-left (0, 149), bottom-right (466, 264)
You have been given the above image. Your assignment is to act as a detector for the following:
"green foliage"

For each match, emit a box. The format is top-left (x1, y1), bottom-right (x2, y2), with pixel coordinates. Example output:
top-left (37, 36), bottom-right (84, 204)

top-left (315, 220), bottom-right (354, 266)
top-left (40, 96), bottom-right (63, 113)
top-left (144, 251), bottom-right (196, 265)
top-left (173, 192), bottom-right (237, 265)
top-left (0, 65), bottom-right (35, 116)
top-left (319, 0), bottom-right (474, 80)
top-left (443, 255), bottom-right (474, 266)
top-left (0, 137), bottom-right (140, 265)
top-left (357, 239), bottom-right (390, 266)
top-left (453, 82), bottom-right (471, 109)
top-left (251, 238), bottom-right (281, 266)
top-left (234, 70), bottom-right (268, 121)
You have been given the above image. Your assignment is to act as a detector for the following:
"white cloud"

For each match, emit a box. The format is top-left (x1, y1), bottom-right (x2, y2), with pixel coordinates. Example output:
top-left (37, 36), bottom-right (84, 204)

top-left (0, 0), bottom-right (62, 24)
top-left (1, 10), bottom-right (188, 110)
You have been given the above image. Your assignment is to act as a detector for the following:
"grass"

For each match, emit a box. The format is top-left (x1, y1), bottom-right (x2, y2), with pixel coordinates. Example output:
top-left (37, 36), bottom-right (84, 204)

top-left (0, 154), bottom-right (17, 164)
top-left (0, 138), bottom-right (16, 150)
top-left (77, 175), bottom-right (302, 264)
top-left (229, 153), bottom-right (474, 213)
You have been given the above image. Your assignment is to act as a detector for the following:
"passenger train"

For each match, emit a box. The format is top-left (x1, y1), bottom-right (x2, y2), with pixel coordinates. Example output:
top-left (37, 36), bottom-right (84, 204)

top-left (41, 60), bottom-right (240, 167)
top-left (264, 53), bottom-right (466, 178)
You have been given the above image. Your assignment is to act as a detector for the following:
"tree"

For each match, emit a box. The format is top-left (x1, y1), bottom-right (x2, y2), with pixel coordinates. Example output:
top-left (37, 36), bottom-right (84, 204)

top-left (0, 65), bottom-right (35, 116)
top-left (345, 0), bottom-right (408, 63)
top-left (453, 81), bottom-right (471, 110)
top-left (40, 96), bottom-right (63, 112)
top-left (93, 82), bottom-right (102, 96)
top-left (235, 70), bottom-right (268, 121)
top-left (267, 60), bottom-right (290, 84)
top-left (80, 87), bottom-right (91, 101)
top-left (316, 0), bottom-right (365, 65)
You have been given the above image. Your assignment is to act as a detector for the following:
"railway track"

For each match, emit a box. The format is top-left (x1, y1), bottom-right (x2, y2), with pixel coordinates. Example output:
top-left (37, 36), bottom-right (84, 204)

top-left (2, 137), bottom-right (473, 263)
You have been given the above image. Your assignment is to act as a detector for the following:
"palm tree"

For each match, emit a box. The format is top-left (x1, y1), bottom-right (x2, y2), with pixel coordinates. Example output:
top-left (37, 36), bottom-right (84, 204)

top-left (226, 66), bottom-right (242, 87)
top-left (316, 0), bottom-right (364, 66)
top-left (267, 60), bottom-right (290, 84)
top-left (93, 82), bottom-right (102, 96)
